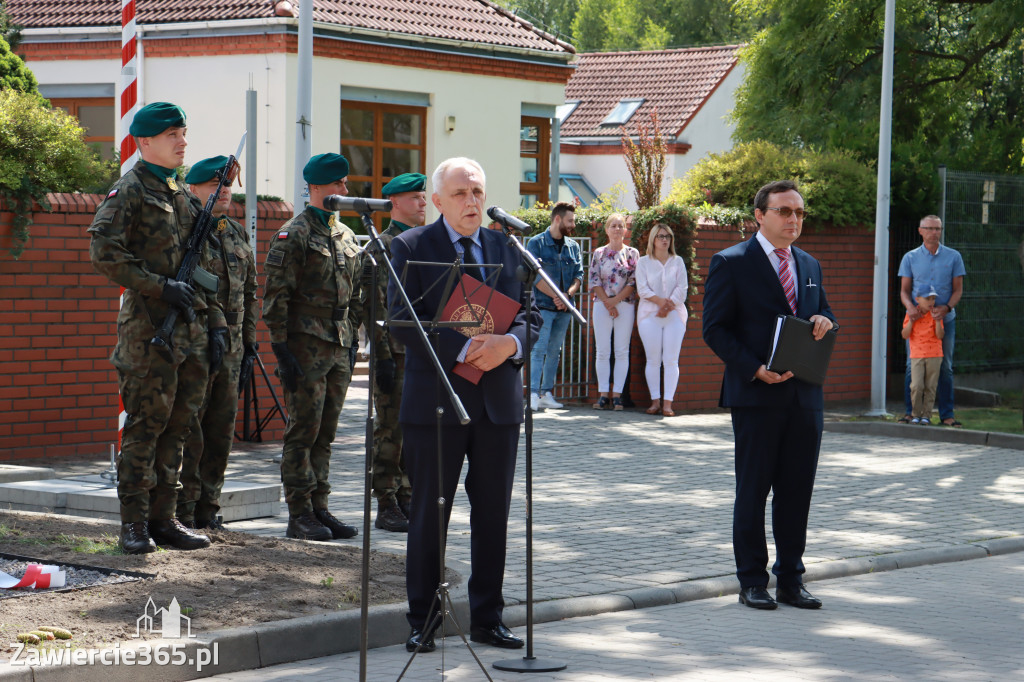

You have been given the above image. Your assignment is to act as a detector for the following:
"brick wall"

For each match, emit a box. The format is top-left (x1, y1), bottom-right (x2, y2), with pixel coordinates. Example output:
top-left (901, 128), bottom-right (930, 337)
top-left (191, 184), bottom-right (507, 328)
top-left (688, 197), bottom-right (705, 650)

top-left (1, 201), bottom-right (876, 462)
top-left (594, 220), bottom-right (875, 409)
top-left (0, 195), bottom-right (292, 462)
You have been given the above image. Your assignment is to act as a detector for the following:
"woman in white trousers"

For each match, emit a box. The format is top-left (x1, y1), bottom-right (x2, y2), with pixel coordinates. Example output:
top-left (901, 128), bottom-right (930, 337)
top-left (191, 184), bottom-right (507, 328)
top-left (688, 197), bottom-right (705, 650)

top-left (589, 213), bottom-right (639, 410)
top-left (636, 223), bottom-right (688, 417)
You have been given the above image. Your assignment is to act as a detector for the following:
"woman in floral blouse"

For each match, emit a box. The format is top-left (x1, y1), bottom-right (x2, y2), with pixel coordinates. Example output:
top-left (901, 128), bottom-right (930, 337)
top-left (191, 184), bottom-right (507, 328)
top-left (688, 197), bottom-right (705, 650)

top-left (589, 213), bottom-right (640, 410)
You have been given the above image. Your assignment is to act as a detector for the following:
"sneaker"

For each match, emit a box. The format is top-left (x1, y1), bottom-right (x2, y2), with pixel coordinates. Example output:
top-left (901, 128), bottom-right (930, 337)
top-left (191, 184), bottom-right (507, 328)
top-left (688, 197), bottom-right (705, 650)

top-left (529, 393), bottom-right (543, 412)
top-left (910, 417), bottom-right (921, 424)
top-left (538, 392), bottom-right (563, 409)
top-left (919, 417), bottom-right (931, 425)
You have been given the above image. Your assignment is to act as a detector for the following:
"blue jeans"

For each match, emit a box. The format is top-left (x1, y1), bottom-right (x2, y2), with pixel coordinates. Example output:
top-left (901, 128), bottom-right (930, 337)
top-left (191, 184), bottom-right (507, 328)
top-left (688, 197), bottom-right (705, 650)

top-left (904, 317), bottom-right (955, 419)
top-left (530, 309), bottom-right (572, 393)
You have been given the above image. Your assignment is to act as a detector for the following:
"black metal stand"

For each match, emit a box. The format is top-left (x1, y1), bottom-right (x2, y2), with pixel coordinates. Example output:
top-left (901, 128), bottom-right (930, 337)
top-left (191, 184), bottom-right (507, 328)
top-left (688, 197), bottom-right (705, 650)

top-left (493, 224), bottom-right (582, 674)
top-left (236, 352), bottom-right (288, 441)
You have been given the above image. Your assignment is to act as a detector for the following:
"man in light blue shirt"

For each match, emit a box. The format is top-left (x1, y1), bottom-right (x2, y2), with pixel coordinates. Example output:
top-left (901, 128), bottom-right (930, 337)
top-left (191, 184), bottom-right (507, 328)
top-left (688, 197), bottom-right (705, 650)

top-left (897, 215), bottom-right (965, 426)
top-left (525, 202), bottom-right (583, 411)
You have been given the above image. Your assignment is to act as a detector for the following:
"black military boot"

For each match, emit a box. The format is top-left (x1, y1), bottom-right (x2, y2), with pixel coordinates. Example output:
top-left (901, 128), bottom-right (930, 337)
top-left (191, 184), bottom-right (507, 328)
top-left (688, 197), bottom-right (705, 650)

top-left (148, 519), bottom-right (211, 550)
top-left (375, 498), bottom-right (409, 533)
top-left (120, 522), bottom-right (157, 555)
top-left (196, 516), bottom-right (226, 531)
top-left (398, 496), bottom-right (412, 521)
top-left (314, 508), bottom-right (358, 539)
top-left (286, 511), bottom-right (333, 541)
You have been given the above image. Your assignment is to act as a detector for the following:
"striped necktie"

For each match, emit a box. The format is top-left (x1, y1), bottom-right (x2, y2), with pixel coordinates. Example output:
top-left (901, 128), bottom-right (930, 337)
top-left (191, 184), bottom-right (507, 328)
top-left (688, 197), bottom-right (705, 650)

top-left (774, 248), bottom-right (797, 314)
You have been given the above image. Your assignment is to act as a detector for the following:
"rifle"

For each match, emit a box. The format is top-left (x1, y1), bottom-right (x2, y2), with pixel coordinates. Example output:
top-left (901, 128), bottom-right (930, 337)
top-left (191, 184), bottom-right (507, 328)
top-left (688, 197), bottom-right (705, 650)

top-left (151, 134), bottom-right (246, 362)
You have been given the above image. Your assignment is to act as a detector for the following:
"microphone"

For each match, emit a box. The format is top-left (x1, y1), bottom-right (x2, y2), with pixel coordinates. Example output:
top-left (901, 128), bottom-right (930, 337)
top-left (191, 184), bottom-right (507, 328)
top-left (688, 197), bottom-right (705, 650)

top-left (487, 205), bottom-right (532, 234)
top-left (323, 195), bottom-right (393, 213)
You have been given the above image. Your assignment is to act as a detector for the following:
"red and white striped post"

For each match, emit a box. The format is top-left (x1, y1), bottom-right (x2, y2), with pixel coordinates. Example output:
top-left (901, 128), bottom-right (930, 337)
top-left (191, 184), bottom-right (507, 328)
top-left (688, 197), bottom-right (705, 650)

top-left (116, 0), bottom-right (139, 454)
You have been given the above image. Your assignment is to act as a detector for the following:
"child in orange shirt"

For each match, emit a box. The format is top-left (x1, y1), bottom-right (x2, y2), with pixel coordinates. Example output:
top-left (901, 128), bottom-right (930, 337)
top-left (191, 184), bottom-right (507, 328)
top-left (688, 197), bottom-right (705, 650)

top-left (901, 286), bottom-right (945, 424)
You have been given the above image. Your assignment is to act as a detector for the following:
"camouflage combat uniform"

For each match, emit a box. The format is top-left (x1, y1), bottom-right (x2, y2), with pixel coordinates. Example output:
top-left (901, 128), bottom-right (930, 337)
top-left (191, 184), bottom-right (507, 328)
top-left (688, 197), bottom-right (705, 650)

top-left (88, 160), bottom-right (224, 524)
top-left (360, 220), bottom-right (413, 505)
top-left (262, 206), bottom-right (362, 516)
top-left (178, 215), bottom-right (259, 523)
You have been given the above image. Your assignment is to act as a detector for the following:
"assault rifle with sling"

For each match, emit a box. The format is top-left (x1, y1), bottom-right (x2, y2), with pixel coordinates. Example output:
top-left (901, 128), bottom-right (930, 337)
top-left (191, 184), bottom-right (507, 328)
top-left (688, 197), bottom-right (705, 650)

top-left (151, 134), bottom-right (246, 362)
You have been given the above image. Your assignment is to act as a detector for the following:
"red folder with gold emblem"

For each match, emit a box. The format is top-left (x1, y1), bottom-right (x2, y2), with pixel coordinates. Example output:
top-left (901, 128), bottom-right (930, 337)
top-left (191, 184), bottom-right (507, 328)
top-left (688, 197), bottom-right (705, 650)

top-left (440, 274), bottom-right (522, 384)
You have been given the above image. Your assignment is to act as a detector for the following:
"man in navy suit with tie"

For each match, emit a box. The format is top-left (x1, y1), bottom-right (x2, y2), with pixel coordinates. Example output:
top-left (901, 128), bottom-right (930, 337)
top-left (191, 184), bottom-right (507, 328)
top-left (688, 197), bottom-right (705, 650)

top-left (702, 180), bottom-right (837, 611)
top-left (387, 157), bottom-right (540, 652)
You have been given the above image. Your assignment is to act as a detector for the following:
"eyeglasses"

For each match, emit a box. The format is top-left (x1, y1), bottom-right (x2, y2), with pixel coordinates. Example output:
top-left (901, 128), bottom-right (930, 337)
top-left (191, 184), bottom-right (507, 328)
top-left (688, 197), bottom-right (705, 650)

top-left (655, 234), bottom-right (671, 240)
top-left (763, 207), bottom-right (808, 220)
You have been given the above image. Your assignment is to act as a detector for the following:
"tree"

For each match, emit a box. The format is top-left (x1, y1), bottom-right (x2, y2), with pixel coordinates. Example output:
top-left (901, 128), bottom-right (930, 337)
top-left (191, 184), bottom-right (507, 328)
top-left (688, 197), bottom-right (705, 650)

top-left (0, 89), bottom-right (111, 258)
top-left (731, 0), bottom-right (1024, 227)
top-left (622, 111), bottom-right (668, 209)
top-left (498, 0), bottom-right (758, 52)
top-left (0, 32), bottom-right (36, 94)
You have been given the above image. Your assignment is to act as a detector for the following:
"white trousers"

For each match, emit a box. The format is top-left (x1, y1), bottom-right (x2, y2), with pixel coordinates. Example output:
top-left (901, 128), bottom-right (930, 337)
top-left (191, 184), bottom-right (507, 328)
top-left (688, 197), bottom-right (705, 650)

top-left (638, 314), bottom-right (686, 401)
top-left (592, 300), bottom-right (635, 393)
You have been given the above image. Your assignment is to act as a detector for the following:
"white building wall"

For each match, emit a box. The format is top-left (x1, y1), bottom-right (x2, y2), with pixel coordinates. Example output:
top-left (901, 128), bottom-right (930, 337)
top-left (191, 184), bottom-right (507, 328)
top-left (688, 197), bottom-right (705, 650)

top-left (28, 43), bottom-right (567, 216)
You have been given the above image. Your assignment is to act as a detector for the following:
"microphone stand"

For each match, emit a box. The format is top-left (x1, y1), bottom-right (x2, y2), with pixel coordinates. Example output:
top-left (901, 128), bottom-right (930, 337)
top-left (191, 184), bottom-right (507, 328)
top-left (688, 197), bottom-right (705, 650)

top-left (494, 225), bottom-right (584, 674)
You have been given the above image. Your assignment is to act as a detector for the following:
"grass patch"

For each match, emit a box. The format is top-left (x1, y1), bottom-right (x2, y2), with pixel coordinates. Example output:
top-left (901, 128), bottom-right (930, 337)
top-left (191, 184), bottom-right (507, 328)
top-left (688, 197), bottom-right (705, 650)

top-left (845, 389), bottom-right (1022, 434)
top-left (0, 525), bottom-right (122, 556)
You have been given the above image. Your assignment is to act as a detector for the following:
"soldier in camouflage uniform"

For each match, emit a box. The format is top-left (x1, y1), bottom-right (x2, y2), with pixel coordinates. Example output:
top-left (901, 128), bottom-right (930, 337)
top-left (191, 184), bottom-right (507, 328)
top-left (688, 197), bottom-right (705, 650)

top-left (360, 173), bottom-right (425, 532)
top-left (87, 102), bottom-right (216, 554)
top-left (263, 153), bottom-right (362, 541)
top-left (176, 156), bottom-right (260, 530)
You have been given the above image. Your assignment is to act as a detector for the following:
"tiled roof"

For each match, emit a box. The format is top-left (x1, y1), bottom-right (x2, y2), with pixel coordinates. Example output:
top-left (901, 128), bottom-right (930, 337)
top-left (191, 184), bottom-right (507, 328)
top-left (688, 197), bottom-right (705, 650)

top-left (6, 0), bottom-right (572, 54)
top-left (561, 45), bottom-right (740, 138)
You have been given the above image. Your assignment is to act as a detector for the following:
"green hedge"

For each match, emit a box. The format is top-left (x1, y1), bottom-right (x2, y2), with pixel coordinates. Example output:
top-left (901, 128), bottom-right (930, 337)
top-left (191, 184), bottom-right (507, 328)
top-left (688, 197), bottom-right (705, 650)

top-left (667, 140), bottom-right (876, 229)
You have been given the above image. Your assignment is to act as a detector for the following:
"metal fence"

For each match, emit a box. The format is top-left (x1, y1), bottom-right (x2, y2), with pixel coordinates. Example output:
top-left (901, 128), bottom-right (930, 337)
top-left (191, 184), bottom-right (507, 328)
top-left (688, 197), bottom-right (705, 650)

top-left (939, 168), bottom-right (1024, 372)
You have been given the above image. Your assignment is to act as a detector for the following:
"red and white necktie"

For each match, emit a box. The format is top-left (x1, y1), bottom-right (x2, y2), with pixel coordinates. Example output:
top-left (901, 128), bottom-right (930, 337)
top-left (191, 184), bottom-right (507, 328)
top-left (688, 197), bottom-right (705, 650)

top-left (774, 248), bottom-right (797, 314)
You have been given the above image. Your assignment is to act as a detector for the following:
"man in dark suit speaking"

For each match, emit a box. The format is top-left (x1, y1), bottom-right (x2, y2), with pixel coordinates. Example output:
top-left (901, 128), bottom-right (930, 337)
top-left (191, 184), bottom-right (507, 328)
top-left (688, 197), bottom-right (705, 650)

top-left (702, 180), bottom-right (837, 611)
top-left (387, 157), bottom-right (540, 652)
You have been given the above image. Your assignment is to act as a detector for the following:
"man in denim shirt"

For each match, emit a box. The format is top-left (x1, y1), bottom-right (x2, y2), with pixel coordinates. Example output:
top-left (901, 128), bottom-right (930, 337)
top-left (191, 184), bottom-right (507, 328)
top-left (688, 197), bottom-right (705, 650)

top-left (898, 215), bottom-right (966, 427)
top-left (526, 202), bottom-right (583, 410)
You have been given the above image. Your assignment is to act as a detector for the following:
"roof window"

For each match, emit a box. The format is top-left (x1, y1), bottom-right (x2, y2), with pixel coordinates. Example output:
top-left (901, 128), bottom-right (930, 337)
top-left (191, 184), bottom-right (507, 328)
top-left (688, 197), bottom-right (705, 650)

top-left (600, 98), bottom-right (644, 127)
top-left (556, 100), bottom-right (581, 123)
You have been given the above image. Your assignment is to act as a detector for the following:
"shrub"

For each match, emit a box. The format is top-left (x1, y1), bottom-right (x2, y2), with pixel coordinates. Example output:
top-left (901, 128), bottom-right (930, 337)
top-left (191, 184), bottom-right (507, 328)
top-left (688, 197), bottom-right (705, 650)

top-left (0, 89), bottom-right (110, 257)
top-left (668, 140), bottom-right (875, 228)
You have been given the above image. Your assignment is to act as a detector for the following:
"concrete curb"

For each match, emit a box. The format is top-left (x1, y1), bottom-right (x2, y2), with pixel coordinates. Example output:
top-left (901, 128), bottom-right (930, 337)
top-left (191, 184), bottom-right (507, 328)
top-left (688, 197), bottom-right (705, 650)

top-left (11, 539), bottom-right (1022, 681)
top-left (824, 420), bottom-right (1024, 450)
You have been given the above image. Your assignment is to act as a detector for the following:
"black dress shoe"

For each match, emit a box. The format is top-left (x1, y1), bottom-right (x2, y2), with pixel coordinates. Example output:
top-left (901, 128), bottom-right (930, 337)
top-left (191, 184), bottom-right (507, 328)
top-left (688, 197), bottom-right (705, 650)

top-left (119, 522), bottom-right (157, 555)
top-left (314, 508), bottom-right (358, 539)
top-left (148, 519), bottom-right (211, 550)
top-left (405, 628), bottom-right (436, 653)
top-left (776, 584), bottom-right (822, 609)
top-left (375, 498), bottom-right (409, 533)
top-left (470, 623), bottom-right (524, 649)
top-left (286, 511), bottom-right (332, 541)
top-left (738, 585), bottom-right (778, 610)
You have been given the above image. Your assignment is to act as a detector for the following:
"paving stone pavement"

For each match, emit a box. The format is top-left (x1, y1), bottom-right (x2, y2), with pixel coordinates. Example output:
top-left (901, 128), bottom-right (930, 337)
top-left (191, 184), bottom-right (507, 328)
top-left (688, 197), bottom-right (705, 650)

top-left (41, 377), bottom-right (1024, 606)
top-left (216, 378), bottom-right (1024, 606)
top-left (205, 551), bottom-right (1024, 681)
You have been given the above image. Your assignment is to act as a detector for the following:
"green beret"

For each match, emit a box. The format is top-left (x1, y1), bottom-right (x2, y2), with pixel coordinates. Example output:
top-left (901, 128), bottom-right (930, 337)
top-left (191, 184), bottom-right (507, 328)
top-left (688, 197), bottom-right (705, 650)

top-left (303, 153), bottom-right (350, 185)
top-left (382, 173), bottom-right (427, 197)
top-left (185, 156), bottom-right (228, 184)
top-left (129, 102), bottom-right (186, 137)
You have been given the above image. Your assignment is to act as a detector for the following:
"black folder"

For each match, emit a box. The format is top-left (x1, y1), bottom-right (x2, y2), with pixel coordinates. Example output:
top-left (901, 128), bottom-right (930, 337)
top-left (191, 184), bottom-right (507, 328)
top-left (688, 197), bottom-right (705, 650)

top-left (765, 315), bottom-right (838, 386)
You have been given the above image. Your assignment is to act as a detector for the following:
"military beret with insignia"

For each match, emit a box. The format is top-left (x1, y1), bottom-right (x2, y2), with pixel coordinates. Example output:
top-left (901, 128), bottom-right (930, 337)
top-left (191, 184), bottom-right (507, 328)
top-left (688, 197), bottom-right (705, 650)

top-left (185, 156), bottom-right (228, 184)
top-left (382, 172), bottom-right (427, 197)
top-left (303, 153), bottom-right (350, 185)
top-left (129, 102), bottom-right (186, 137)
